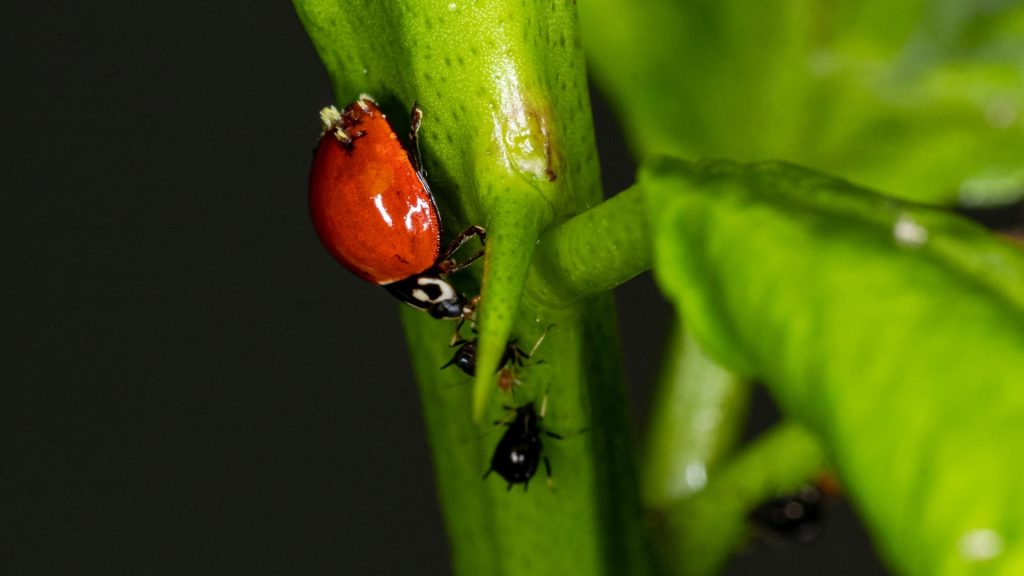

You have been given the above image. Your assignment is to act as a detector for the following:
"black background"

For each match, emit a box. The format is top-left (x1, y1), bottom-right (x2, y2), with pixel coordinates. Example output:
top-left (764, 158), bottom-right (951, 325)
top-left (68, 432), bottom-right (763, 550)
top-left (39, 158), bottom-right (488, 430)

top-left (2, 3), bottom-right (887, 574)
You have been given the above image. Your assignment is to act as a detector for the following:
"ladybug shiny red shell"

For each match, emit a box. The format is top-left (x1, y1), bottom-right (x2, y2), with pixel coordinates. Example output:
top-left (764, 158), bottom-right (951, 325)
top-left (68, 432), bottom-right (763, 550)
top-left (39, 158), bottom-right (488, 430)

top-left (309, 96), bottom-right (441, 285)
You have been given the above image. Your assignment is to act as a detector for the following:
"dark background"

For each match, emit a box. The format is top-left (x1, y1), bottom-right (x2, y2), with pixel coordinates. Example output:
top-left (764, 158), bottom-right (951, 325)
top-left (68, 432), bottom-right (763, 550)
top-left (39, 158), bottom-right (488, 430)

top-left (2, 3), bottom-right (887, 574)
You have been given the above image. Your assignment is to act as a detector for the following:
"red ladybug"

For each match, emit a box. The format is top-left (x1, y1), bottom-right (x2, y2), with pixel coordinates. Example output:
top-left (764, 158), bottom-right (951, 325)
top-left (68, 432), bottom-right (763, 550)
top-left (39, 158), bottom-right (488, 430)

top-left (309, 95), bottom-right (485, 318)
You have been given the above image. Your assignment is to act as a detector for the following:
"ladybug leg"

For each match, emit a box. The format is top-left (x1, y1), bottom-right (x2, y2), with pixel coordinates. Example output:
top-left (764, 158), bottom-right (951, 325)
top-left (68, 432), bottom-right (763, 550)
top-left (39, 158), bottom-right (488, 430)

top-left (408, 102), bottom-right (427, 175)
top-left (437, 248), bottom-right (484, 275)
top-left (436, 226), bottom-right (487, 274)
top-left (544, 456), bottom-right (554, 492)
top-left (452, 303), bottom-right (478, 342)
top-left (459, 295), bottom-right (480, 328)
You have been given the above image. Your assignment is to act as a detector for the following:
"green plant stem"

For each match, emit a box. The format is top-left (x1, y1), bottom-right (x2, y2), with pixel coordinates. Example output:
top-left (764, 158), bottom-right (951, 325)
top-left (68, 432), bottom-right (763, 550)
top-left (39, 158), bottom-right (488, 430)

top-left (643, 322), bottom-right (749, 508)
top-left (294, 2), bottom-right (660, 574)
top-left (402, 292), bottom-right (658, 576)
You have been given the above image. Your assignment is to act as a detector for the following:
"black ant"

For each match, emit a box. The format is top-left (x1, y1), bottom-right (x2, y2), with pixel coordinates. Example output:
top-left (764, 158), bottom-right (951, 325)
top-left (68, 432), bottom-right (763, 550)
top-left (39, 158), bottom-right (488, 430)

top-left (442, 326), bottom-right (551, 379)
top-left (483, 397), bottom-right (563, 492)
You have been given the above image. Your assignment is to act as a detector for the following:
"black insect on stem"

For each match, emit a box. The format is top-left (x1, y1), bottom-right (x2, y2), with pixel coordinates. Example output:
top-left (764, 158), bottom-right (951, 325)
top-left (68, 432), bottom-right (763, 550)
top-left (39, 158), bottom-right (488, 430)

top-left (443, 325), bottom-right (552, 378)
top-left (484, 397), bottom-right (563, 492)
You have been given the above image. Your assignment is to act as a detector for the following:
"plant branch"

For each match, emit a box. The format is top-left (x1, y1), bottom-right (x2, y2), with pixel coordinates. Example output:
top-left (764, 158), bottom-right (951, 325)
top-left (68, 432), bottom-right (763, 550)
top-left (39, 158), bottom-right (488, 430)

top-left (527, 182), bottom-right (651, 307)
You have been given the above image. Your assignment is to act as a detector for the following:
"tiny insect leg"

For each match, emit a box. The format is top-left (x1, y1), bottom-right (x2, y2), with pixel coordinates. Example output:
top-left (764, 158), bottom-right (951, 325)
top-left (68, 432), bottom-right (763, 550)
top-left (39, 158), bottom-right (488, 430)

top-left (437, 226), bottom-right (487, 274)
top-left (525, 324), bottom-right (555, 358)
top-left (408, 102), bottom-right (426, 174)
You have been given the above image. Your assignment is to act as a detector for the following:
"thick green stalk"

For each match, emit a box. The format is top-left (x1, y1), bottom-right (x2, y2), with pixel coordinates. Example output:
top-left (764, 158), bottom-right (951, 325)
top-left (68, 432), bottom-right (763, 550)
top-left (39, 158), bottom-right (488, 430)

top-left (294, 2), bottom-right (657, 574)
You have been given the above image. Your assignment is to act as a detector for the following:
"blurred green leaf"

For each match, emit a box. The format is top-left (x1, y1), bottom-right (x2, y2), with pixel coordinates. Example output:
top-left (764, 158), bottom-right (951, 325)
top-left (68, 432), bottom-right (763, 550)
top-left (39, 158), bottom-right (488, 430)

top-left (645, 157), bottom-right (1024, 575)
top-left (658, 423), bottom-right (826, 576)
top-left (580, 0), bottom-right (1024, 204)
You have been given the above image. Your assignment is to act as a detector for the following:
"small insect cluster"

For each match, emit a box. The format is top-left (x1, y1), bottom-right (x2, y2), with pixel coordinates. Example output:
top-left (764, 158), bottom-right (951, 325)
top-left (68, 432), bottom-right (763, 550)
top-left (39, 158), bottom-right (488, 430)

top-left (309, 95), bottom-right (564, 491)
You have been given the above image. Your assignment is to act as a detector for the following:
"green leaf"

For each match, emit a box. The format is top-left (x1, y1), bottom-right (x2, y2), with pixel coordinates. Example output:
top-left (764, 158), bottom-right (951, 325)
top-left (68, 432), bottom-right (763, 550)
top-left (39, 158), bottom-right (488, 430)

top-left (580, 0), bottom-right (1024, 205)
top-left (645, 157), bottom-right (1024, 575)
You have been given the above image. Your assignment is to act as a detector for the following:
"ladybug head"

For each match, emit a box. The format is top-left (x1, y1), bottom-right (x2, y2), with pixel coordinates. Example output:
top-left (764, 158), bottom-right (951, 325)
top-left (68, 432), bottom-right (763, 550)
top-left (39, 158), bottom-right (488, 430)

top-left (385, 274), bottom-right (469, 320)
top-left (427, 292), bottom-right (468, 319)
